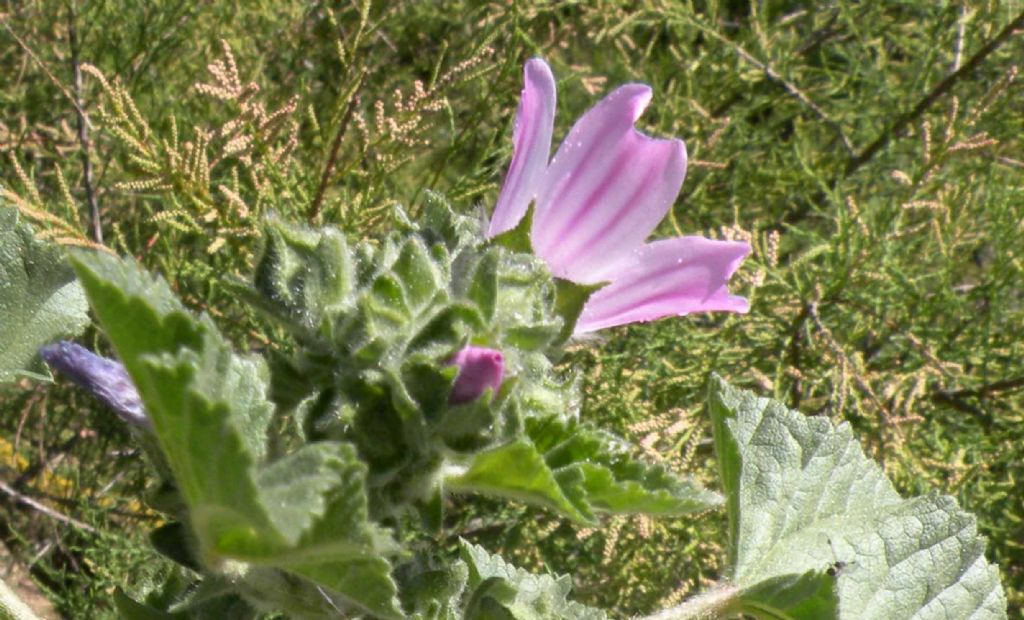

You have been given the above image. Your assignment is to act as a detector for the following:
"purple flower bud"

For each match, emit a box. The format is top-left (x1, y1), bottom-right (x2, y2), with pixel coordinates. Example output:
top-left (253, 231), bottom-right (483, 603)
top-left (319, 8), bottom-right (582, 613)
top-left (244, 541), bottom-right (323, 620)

top-left (448, 346), bottom-right (505, 405)
top-left (40, 341), bottom-right (150, 430)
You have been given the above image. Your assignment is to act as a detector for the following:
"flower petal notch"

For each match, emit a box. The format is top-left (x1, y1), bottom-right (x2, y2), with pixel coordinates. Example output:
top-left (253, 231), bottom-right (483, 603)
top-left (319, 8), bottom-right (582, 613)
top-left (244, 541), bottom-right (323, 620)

top-left (532, 84), bottom-right (687, 284)
top-left (40, 341), bottom-right (150, 429)
top-left (448, 346), bottom-right (505, 404)
top-left (489, 58), bottom-right (749, 335)
top-left (488, 59), bottom-right (557, 238)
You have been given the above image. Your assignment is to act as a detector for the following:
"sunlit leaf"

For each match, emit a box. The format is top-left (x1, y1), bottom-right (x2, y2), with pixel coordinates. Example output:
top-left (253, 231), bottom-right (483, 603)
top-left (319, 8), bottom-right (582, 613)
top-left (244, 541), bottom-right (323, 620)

top-left (0, 208), bottom-right (89, 382)
top-left (709, 376), bottom-right (1007, 620)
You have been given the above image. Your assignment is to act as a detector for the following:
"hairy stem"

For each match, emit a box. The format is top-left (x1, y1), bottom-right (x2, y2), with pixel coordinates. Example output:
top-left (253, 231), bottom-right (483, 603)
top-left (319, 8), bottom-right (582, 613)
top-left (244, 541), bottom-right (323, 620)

top-left (0, 578), bottom-right (42, 620)
top-left (637, 585), bottom-right (741, 620)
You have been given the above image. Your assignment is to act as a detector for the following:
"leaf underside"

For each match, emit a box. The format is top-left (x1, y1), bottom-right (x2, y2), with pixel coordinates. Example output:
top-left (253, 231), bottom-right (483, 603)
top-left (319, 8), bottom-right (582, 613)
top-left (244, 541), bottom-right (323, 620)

top-left (0, 207), bottom-right (89, 382)
top-left (709, 376), bottom-right (1006, 620)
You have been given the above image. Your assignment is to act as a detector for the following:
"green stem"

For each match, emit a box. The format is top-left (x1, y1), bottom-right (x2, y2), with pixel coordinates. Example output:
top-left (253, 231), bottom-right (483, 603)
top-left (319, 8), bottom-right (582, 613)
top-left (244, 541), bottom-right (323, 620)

top-left (0, 578), bottom-right (43, 620)
top-left (636, 585), bottom-right (742, 620)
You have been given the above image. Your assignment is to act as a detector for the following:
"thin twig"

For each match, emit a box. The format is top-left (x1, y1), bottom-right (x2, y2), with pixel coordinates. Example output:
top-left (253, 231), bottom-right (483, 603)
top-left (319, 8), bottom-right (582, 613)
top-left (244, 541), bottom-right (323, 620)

top-left (934, 376), bottom-right (1024, 400)
top-left (67, 3), bottom-right (102, 243)
top-left (310, 71), bottom-right (365, 222)
top-left (844, 9), bottom-right (1024, 177)
top-left (808, 302), bottom-right (895, 424)
top-left (685, 15), bottom-right (854, 155)
top-left (0, 480), bottom-right (95, 534)
top-left (0, 16), bottom-right (91, 129)
top-left (953, 3), bottom-right (968, 72)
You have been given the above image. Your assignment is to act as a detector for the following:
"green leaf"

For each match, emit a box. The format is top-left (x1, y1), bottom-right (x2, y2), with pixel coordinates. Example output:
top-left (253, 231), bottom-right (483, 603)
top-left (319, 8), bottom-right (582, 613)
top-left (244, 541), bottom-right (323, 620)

top-left (460, 541), bottom-right (606, 620)
top-left (465, 250), bottom-right (499, 323)
top-left (449, 440), bottom-right (593, 522)
top-left (251, 218), bottom-right (355, 338)
top-left (393, 236), bottom-right (446, 312)
top-left (0, 207), bottom-right (89, 382)
top-left (552, 278), bottom-right (603, 342)
top-left (492, 251), bottom-right (561, 351)
top-left (448, 418), bottom-right (720, 524)
top-left (71, 251), bottom-right (403, 619)
top-left (71, 250), bottom-right (274, 560)
top-left (396, 556), bottom-right (468, 620)
top-left (489, 206), bottom-right (533, 254)
top-left (709, 376), bottom-right (1007, 619)
top-left (734, 570), bottom-right (838, 620)
top-left (532, 417), bottom-right (722, 517)
top-left (255, 443), bottom-right (404, 619)
top-left (114, 589), bottom-right (179, 620)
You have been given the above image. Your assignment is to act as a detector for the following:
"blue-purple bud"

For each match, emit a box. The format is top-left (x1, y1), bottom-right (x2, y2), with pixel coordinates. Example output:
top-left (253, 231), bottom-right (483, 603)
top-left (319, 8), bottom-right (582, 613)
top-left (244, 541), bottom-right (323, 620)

top-left (40, 341), bottom-right (150, 429)
top-left (448, 346), bottom-right (505, 404)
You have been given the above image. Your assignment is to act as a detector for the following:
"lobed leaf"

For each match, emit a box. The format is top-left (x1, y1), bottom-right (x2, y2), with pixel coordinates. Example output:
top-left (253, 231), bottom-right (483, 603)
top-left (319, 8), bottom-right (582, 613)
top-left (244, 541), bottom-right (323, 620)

top-left (459, 541), bottom-right (606, 620)
top-left (72, 251), bottom-right (403, 619)
top-left (709, 376), bottom-right (1007, 620)
top-left (448, 417), bottom-right (720, 524)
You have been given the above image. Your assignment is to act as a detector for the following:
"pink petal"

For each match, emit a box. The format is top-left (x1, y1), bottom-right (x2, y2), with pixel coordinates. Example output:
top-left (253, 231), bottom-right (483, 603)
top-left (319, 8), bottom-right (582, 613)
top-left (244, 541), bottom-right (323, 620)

top-left (449, 346), bottom-right (505, 404)
top-left (530, 84), bottom-right (687, 284)
top-left (488, 59), bottom-right (557, 238)
top-left (574, 237), bottom-right (751, 334)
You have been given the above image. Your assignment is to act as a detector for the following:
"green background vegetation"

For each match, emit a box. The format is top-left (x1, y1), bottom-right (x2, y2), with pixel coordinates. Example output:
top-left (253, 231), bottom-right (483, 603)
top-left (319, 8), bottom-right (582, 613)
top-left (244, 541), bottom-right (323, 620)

top-left (1, 1), bottom-right (1022, 617)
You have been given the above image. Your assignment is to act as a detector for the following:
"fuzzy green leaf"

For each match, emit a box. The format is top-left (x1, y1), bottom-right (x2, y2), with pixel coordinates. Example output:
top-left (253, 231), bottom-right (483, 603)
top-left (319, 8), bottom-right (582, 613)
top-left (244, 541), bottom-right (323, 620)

top-left (734, 570), bottom-right (839, 620)
top-left (396, 557), bottom-right (468, 620)
top-left (254, 442), bottom-right (404, 619)
top-left (114, 589), bottom-right (179, 620)
top-left (552, 278), bottom-right (603, 342)
top-left (709, 376), bottom-right (1007, 619)
top-left (531, 417), bottom-right (722, 518)
top-left (72, 251), bottom-right (403, 619)
top-left (449, 418), bottom-right (720, 524)
top-left (489, 206), bottom-right (533, 255)
top-left (448, 440), bottom-right (592, 523)
top-left (0, 208), bottom-right (89, 382)
top-left (460, 541), bottom-right (606, 620)
top-left (251, 218), bottom-right (355, 338)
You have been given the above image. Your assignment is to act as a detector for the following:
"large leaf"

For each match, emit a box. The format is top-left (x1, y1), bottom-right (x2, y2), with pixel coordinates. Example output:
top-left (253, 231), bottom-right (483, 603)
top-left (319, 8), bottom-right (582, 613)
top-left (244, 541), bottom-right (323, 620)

top-left (459, 541), bottom-right (606, 620)
top-left (709, 376), bottom-right (1006, 620)
top-left (448, 418), bottom-right (721, 524)
top-left (0, 208), bottom-right (89, 381)
top-left (71, 251), bottom-right (403, 619)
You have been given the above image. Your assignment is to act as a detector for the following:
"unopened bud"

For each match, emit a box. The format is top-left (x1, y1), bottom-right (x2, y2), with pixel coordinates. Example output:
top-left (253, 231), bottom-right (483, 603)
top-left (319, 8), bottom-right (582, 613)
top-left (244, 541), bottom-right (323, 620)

top-left (40, 341), bottom-right (150, 430)
top-left (448, 346), bottom-right (505, 404)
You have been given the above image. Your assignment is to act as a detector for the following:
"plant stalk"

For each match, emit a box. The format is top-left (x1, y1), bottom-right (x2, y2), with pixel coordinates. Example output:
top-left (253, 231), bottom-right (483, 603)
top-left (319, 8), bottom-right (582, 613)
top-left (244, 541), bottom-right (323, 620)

top-left (637, 584), bottom-right (741, 620)
top-left (0, 578), bottom-right (42, 620)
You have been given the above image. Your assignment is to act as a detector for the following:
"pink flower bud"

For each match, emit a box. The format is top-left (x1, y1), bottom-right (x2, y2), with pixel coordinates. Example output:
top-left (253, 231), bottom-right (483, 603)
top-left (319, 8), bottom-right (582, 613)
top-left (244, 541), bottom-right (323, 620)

top-left (448, 346), bottom-right (505, 404)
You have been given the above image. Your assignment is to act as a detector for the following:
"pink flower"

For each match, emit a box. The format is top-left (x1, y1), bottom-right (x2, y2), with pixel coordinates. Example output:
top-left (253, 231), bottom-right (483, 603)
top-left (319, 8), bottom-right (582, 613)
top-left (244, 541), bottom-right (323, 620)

top-left (449, 346), bottom-right (505, 404)
top-left (488, 59), bottom-right (750, 334)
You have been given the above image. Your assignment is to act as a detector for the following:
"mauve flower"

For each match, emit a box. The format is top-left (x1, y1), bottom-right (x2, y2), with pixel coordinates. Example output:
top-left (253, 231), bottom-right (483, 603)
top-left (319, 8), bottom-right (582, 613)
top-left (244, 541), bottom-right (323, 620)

top-left (40, 341), bottom-right (150, 429)
top-left (449, 346), bottom-right (505, 404)
top-left (488, 58), bottom-right (750, 334)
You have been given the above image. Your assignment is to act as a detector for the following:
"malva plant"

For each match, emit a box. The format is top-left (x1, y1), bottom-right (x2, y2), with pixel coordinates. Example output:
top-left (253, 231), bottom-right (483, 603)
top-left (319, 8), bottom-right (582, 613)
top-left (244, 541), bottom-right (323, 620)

top-left (0, 58), bottom-right (1007, 620)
